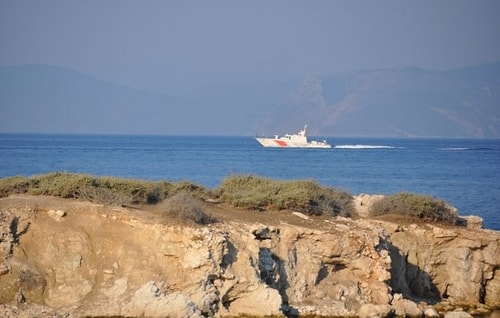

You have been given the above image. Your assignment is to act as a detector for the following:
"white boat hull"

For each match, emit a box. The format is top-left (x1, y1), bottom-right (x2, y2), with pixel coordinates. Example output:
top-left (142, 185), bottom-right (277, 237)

top-left (255, 125), bottom-right (332, 148)
top-left (256, 137), bottom-right (331, 148)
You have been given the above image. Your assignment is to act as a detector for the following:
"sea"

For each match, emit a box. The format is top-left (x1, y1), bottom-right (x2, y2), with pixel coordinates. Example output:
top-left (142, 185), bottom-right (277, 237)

top-left (1, 133), bottom-right (499, 230)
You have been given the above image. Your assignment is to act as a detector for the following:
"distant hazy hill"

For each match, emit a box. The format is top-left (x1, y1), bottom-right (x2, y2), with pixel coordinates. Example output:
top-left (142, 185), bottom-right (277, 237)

top-left (0, 64), bottom-right (192, 134)
top-left (0, 64), bottom-right (292, 135)
top-left (257, 63), bottom-right (500, 138)
top-left (2, 63), bottom-right (499, 137)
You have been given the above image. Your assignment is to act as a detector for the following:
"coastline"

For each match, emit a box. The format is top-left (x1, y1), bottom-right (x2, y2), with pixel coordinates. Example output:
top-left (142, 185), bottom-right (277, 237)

top-left (1, 134), bottom-right (499, 230)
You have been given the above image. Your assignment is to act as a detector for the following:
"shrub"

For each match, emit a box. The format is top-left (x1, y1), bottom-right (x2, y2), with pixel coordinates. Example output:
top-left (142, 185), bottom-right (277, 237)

top-left (0, 176), bottom-right (30, 197)
top-left (218, 175), bottom-right (355, 217)
top-left (170, 181), bottom-right (214, 201)
top-left (370, 192), bottom-right (457, 223)
top-left (25, 172), bottom-right (152, 205)
top-left (0, 172), bottom-right (214, 207)
top-left (161, 192), bottom-right (214, 225)
top-left (27, 172), bottom-right (95, 198)
top-left (82, 177), bottom-right (169, 205)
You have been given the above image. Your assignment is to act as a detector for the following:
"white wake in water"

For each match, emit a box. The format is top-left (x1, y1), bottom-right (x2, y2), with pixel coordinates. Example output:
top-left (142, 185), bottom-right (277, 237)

top-left (334, 145), bottom-right (396, 149)
top-left (439, 147), bottom-right (469, 151)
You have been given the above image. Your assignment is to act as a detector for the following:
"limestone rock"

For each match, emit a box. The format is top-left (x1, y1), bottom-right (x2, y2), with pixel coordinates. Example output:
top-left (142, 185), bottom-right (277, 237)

top-left (444, 311), bottom-right (474, 318)
top-left (47, 209), bottom-right (66, 219)
top-left (458, 215), bottom-right (484, 229)
top-left (423, 306), bottom-right (440, 317)
top-left (0, 195), bottom-right (499, 317)
top-left (354, 194), bottom-right (385, 218)
top-left (391, 297), bottom-right (423, 317)
top-left (359, 303), bottom-right (393, 318)
top-left (121, 281), bottom-right (202, 318)
top-left (389, 225), bottom-right (500, 307)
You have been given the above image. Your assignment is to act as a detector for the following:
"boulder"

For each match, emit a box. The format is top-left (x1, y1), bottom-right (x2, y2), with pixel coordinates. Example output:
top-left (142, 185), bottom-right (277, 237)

top-left (359, 303), bottom-right (393, 318)
top-left (458, 215), bottom-right (484, 229)
top-left (444, 311), bottom-right (473, 318)
top-left (354, 194), bottom-right (385, 217)
top-left (391, 297), bottom-right (423, 317)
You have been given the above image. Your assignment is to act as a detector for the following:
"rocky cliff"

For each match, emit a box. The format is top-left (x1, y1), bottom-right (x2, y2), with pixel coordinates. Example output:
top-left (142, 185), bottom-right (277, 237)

top-left (1, 195), bottom-right (499, 317)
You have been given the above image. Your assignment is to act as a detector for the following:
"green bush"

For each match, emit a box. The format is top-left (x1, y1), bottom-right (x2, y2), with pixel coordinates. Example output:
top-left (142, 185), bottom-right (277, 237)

top-left (28, 172), bottom-right (95, 198)
top-left (82, 176), bottom-right (169, 205)
top-left (0, 172), bottom-right (214, 206)
top-left (0, 176), bottom-right (31, 197)
top-left (217, 175), bottom-right (355, 217)
top-left (23, 172), bottom-right (161, 205)
top-left (170, 181), bottom-right (213, 201)
top-left (370, 192), bottom-right (457, 223)
top-left (161, 192), bottom-right (214, 225)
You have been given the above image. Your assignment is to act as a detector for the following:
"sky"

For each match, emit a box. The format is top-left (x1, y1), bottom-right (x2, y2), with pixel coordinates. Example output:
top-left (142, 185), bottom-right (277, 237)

top-left (1, 0), bottom-right (500, 94)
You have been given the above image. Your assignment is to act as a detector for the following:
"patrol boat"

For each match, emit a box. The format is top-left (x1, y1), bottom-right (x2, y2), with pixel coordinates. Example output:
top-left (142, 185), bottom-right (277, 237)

top-left (255, 125), bottom-right (331, 148)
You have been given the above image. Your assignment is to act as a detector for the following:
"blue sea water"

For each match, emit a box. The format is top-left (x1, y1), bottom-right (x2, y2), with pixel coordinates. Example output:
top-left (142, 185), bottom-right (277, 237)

top-left (1, 133), bottom-right (499, 230)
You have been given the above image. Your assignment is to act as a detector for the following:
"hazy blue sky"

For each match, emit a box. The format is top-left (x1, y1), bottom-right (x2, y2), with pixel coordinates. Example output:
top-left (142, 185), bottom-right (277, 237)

top-left (1, 0), bottom-right (500, 93)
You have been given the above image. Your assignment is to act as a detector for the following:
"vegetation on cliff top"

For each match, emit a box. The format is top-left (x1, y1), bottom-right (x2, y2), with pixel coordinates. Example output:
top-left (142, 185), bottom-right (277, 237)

top-left (217, 175), bottom-right (355, 217)
top-left (371, 192), bottom-right (458, 224)
top-left (160, 192), bottom-right (215, 225)
top-left (0, 172), bottom-right (458, 224)
top-left (0, 172), bottom-right (212, 205)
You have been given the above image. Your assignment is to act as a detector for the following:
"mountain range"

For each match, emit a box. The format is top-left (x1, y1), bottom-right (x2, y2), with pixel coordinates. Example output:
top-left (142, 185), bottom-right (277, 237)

top-left (258, 63), bottom-right (500, 138)
top-left (1, 63), bottom-right (499, 137)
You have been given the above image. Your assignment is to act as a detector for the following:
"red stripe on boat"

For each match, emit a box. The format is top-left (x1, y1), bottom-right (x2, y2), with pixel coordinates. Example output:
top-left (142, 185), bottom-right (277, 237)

top-left (275, 140), bottom-right (288, 147)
